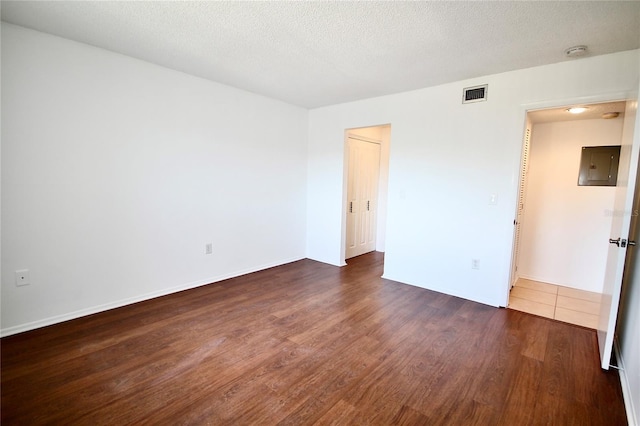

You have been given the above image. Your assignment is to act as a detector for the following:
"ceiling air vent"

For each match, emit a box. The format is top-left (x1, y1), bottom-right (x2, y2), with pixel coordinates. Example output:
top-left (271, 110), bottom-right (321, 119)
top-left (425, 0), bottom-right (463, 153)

top-left (462, 84), bottom-right (488, 104)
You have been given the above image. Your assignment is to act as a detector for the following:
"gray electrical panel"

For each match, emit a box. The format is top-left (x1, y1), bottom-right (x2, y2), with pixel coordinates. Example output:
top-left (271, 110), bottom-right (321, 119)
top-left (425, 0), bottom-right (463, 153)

top-left (578, 145), bottom-right (621, 186)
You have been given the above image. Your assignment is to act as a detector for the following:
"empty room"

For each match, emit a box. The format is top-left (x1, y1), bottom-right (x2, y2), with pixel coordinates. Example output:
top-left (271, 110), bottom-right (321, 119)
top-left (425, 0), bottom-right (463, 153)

top-left (2, 2), bottom-right (639, 425)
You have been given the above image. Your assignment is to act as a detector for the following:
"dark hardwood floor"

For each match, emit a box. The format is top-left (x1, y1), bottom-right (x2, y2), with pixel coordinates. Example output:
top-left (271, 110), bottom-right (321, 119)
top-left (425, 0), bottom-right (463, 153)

top-left (1, 252), bottom-right (627, 425)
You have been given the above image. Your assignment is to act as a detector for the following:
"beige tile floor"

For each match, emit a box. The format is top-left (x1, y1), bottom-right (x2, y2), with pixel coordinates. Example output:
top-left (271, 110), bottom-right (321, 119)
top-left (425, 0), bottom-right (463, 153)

top-left (508, 278), bottom-right (601, 329)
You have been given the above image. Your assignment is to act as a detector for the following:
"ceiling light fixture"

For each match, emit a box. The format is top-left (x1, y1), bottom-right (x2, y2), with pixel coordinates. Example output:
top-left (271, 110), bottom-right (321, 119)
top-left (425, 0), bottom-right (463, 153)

top-left (565, 45), bottom-right (588, 58)
top-left (567, 107), bottom-right (588, 114)
top-left (602, 112), bottom-right (620, 119)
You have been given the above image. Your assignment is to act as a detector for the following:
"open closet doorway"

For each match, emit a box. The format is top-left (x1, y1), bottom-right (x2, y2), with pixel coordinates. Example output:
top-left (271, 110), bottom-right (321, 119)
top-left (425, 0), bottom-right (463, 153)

top-left (343, 125), bottom-right (391, 263)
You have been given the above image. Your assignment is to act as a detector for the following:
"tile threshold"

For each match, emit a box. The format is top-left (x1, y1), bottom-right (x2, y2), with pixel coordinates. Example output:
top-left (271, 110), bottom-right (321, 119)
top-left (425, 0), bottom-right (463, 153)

top-left (508, 279), bottom-right (601, 329)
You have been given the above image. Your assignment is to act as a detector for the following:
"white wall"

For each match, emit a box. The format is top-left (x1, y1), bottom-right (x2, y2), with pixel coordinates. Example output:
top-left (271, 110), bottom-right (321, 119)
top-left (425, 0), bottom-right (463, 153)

top-left (307, 49), bottom-right (640, 307)
top-left (344, 124), bottom-right (390, 254)
top-left (1, 24), bottom-right (308, 335)
top-left (518, 119), bottom-right (623, 293)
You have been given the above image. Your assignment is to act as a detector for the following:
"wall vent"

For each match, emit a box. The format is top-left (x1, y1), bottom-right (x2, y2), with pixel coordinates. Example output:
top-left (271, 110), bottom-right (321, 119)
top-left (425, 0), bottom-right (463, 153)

top-left (462, 84), bottom-right (488, 104)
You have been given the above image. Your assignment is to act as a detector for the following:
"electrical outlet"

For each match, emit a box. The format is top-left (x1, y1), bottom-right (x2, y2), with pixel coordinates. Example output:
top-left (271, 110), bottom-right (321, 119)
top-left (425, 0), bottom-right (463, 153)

top-left (15, 269), bottom-right (30, 286)
top-left (205, 243), bottom-right (213, 255)
top-left (489, 193), bottom-right (498, 205)
top-left (471, 259), bottom-right (480, 270)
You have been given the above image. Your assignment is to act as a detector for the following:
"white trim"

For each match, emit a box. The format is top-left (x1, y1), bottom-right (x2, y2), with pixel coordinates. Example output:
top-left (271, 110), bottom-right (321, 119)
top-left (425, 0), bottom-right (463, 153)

top-left (340, 131), bottom-right (351, 265)
top-left (381, 273), bottom-right (500, 308)
top-left (616, 339), bottom-right (638, 426)
top-left (521, 91), bottom-right (637, 112)
top-left (306, 255), bottom-right (345, 267)
top-left (0, 256), bottom-right (304, 337)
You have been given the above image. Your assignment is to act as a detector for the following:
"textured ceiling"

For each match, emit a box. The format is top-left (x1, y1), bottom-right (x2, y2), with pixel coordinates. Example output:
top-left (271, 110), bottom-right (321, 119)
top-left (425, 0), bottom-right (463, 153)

top-left (2, 1), bottom-right (639, 108)
top-left (529, 101), bottom-right (628, 124)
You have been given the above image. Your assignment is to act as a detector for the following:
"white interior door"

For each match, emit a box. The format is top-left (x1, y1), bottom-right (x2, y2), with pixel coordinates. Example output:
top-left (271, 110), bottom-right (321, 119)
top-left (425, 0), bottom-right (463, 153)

top-left (598, 99), bottom-right (640, 370)
top-left (346, 137), bottom-right (380, 259)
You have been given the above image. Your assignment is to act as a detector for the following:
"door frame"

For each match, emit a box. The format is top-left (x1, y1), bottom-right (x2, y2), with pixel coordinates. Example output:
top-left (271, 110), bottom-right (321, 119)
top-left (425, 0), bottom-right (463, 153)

top-left (340, 126), bottom-right (390, 265)
top-left (509, 120), bottom-right (532, 289)
top-left (506, 91), bottom-right (636, 306)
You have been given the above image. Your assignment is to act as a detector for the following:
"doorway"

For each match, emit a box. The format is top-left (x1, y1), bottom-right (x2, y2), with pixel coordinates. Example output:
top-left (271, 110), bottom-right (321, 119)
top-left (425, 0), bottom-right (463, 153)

top-left (509, 97), bottom-right (639, 369)
top-left (512, 102), bottom-right (627, 286)
top-left (342, 125), bottom-right (390, 262)
top-left (509, 101), bottom-right (627, 327)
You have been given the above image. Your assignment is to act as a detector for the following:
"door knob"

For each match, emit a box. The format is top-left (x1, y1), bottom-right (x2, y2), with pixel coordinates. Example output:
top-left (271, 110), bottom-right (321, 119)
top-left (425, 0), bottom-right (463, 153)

top-left (609, 238), bottom-right (621, 246)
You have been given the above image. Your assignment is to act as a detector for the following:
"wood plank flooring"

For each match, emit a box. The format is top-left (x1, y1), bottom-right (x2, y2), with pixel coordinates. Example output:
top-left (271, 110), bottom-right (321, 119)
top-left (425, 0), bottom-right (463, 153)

top-left (1, 253), bottom-right (627, 425)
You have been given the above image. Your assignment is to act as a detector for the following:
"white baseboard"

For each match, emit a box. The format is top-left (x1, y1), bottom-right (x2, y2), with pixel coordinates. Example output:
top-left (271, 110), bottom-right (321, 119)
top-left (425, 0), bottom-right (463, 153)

top-left (380, 273), bottom-right (500, 308)
top-left (1, 256), bottom-right (304, 338)
top-left (615, 340), bottom-right (638, 426)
